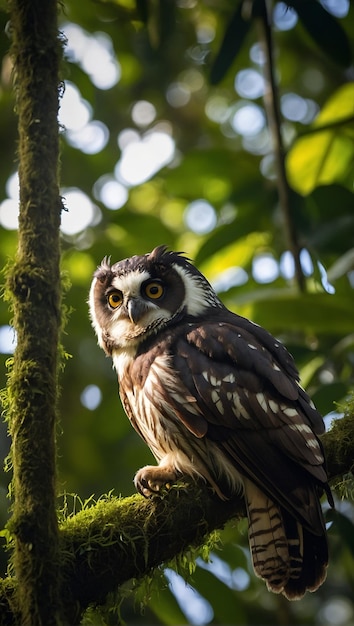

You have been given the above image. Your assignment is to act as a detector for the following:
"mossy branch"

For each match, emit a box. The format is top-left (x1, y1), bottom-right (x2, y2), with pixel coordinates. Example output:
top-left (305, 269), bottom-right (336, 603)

top-left (0, 409), bottom-right (353, 625)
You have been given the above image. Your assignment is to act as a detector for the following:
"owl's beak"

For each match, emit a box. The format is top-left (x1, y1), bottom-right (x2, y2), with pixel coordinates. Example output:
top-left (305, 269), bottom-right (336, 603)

top-left (127, 298), bottom-right (145, 324)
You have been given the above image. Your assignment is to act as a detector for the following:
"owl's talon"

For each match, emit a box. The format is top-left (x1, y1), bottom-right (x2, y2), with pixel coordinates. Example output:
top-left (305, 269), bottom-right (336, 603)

top-left (134, 465), bottom-right (179, 498)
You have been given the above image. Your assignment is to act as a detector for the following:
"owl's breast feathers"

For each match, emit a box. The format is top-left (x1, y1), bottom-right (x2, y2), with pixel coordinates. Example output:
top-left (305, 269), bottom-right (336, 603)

top-left (116, 309), bottom-right (332, 533)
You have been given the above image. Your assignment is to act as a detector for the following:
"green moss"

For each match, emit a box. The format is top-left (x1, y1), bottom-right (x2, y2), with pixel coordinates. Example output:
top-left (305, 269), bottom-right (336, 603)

top-left (322, 397), bottom-right (354, 482)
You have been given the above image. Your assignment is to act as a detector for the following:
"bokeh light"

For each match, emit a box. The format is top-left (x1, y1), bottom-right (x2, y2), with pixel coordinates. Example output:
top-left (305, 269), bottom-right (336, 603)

top-left (273, 2), bottom-right (298, 30)
top-left (61, 188), bottom-right (100, 235)
top-left (66, 121), bottom-right (109, 154)
top-left (0, 325), bottom-right (17, 354)
top-left (0, 199), bottom-right (19, 230)
top-left (80, 385), bottom-right (102, 411)
top-left (252, 253), bottom-right (279, 283)
top-left (321, 0), bottom-right (349, 18)
top-left (115, 129), bottom-right (175, 187)
top-left (231, 103), bottom-right (265, 137)
top-left (63, 22), bottom-right (121, 89)
top-left (235, 69), bottom-right (265, 99)
top-left (59, 81), bottom-right (91, 131)
top-left (131, 100), bottom-right (157, 127)
top-left (197, 554), bottom-right (250, 592)
top-left (212, 267), bottom-right (248, 293)
top-left (165, 569), bottom-right (214, 625)
top-left (166, 82), bottom-right (191, 108)
top-left (184, 200), bottom-right (217, 234)
top-left (93, 176), bottom-right (128, 210)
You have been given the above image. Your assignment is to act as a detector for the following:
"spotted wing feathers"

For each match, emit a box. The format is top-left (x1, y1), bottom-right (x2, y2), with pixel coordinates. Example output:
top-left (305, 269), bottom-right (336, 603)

top-left (173, 321), bottom-right (328, 497)
top-left (123, 311), bottom-right (331, 598)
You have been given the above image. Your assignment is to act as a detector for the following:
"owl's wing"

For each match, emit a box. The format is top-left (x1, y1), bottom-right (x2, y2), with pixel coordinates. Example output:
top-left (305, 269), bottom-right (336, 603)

top-left (166, 317), bottom-right (330, 530)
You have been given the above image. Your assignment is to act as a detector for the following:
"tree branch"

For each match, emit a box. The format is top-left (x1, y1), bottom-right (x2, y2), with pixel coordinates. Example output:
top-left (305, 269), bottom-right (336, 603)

top-left (0, 409), bottom-right (353, 625)
top-left (257, 2), bottom-right (306, 292)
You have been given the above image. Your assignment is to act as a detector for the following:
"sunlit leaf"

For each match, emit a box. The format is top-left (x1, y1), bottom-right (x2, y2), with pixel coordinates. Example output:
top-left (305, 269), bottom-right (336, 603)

top-left (198, 232), bottom-right (269, 277)
top-left (313, 84), bottom-right (354, 127)
top-left (287, 85), bottom-right (354, 195)
top-left (287, 132), bottom-right (353, 195)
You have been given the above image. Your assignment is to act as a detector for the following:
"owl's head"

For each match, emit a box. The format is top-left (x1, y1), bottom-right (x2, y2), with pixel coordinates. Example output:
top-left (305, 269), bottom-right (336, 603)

top-left (89, 245), bottom-right (223, 354)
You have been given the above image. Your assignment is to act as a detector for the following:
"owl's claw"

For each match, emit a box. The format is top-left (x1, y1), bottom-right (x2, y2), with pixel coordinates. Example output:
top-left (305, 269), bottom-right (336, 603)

top-left (134, 465), bottom-right (179, 498)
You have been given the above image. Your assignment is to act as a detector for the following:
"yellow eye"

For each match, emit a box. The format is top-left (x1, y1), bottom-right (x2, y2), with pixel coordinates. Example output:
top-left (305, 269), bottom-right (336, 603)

top-left (108, 291), bottom-right (123, 308)
top-left (144, 281), bottom-right (164, 300)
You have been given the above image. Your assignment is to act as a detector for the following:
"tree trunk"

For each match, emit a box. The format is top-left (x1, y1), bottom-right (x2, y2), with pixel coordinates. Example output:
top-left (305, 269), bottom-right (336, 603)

top-left (5, 0), bottom-right (64, 623)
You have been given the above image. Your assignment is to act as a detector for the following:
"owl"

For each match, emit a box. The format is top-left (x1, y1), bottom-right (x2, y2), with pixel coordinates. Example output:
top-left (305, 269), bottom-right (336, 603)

top-left (89, 245), bottom-right (332, 600)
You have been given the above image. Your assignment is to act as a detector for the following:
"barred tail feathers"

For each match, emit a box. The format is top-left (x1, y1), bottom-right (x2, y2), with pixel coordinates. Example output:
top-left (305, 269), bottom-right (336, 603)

top-left (282, 516), bottom-right (328, 600)
top-left (243, 478), bottom-right (328, 599)
top-left (244, 478), bottom-right (290, 594)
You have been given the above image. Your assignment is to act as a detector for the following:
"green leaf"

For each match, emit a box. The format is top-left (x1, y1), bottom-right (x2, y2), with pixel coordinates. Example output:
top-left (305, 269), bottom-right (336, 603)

top-left (195, 224), bottom-right (267, 268)
top-left (288, 0), bottom-right (352, 67)
top-left (287, 132), bottom-right (353, 195)
top-left (227, 290), bottom-right (354, 336)
top-left (328, 249), bottom-right (354, 282)
top-left (299, 355), bottom-right (324, 388)
top-left (313, 83), bottom-right (354, 127)
top-left (286, 84), bottom-right (354, 195)
top-left (210, 1), bottom-right (252, 84)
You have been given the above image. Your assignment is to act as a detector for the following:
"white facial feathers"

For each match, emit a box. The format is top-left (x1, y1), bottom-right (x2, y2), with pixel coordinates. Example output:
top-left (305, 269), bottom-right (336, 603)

top-left (88, 276), bottom-right (106, 351)
top-left (172, 263), bottom-right (222, 316)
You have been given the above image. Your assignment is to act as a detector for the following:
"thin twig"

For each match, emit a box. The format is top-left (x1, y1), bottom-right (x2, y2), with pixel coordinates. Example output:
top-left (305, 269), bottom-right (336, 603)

top-left (257, 1), bottom-right (306, 292)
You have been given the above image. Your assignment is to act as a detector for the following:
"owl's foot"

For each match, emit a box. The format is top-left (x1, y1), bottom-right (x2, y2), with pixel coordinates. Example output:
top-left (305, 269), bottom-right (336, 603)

top-left (134, 464), bottom-right (179, 498)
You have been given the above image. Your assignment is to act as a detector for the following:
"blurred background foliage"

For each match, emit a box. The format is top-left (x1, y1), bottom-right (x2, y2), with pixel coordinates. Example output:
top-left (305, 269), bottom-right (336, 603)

top-left (0, 0), bottom-right (354, 624)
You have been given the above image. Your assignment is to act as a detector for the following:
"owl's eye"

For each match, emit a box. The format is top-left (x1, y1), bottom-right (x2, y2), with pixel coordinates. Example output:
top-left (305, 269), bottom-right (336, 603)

top-left (108, 291), bottom-right (123, 308)
top-left (143, 281), bottom-right (165, 300)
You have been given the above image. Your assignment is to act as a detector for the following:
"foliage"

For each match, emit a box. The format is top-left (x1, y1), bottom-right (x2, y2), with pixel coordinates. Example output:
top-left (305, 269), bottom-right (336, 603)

top-left (0, 0), bottom-right (353, 624)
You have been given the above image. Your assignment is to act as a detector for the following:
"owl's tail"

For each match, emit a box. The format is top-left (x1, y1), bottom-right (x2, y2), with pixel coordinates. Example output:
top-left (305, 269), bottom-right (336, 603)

top-left (243, 478), bottom-right (328, 600)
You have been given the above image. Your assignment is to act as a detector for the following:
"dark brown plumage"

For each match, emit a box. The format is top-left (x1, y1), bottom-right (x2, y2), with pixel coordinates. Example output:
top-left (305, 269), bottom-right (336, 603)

top-left (89, 245), bottom-right (332, 599)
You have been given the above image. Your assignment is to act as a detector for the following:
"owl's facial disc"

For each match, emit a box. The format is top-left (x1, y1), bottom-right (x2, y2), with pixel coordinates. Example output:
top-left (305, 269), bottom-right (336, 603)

top-left (89, 246), bottom-right (224, 356)
top-left (102, 269), bottom-right (177, 350)
top-left (106, 276), bottom-right (165, 325)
